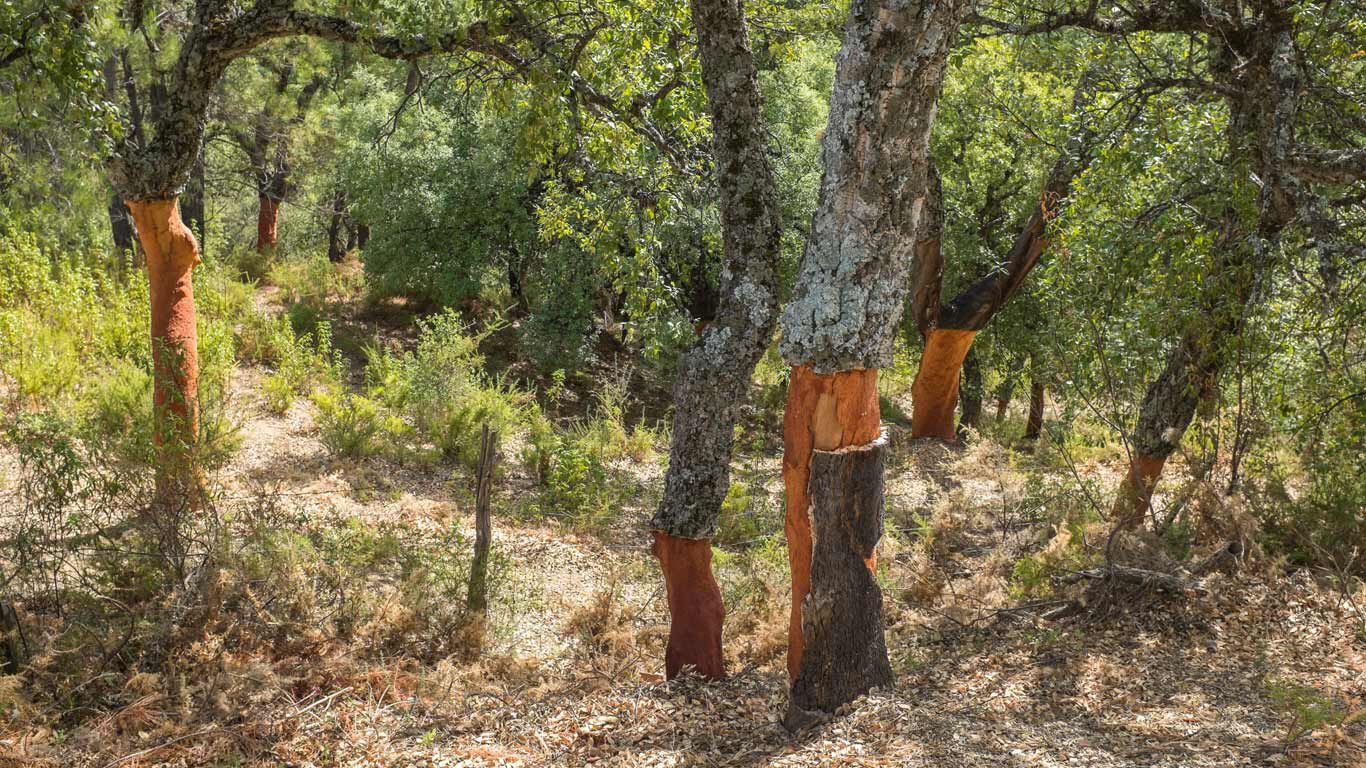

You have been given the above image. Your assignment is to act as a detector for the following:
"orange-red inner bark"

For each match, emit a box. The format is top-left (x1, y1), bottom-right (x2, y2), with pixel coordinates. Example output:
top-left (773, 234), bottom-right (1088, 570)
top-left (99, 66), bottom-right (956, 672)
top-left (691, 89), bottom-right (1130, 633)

top-left (652, 531), bottom-right (725, 680)
top-left (127, 198), bottom-right (201, 448)
top-left (782, 365), bottom-right (880, 680)
top-left (910, 329), bottom-right (977, 440)
top-left (257, 196), bottom-right (280, 253)
top-left (1112, 454), bottom-right (1167, 528)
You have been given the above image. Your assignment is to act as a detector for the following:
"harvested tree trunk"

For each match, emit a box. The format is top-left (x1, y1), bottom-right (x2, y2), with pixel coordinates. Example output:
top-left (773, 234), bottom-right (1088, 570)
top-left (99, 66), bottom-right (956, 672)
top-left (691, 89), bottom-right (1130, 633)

top-left (788, 433), bottom-right (894, 722)
top-left (782, 366), bottom-right (880, 680)
top-left (467, 426), bottom-right (496, 613)
top-left (256, 195), bottom-right (280, 253)
top-left (1024, 380), bottom-right (1045, 440)
top-left (910, 329), bottom-right (976, 439)
top-left (648, 0), bottom-right (782, 681)
top-left (779, 0), bottom-right (969, 687)
top-left (126, 198), bottom-right (200, 460)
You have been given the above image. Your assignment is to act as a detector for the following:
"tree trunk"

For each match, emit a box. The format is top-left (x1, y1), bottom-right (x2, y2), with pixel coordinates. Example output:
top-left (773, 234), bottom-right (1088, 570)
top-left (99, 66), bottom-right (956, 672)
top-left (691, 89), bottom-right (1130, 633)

top-left (994, 378), bottom-right (1013, 421)
top-left (782, 366), bottom-right (880, 680)
top-left (651, 531), bottom-right (725, 679)
top-left (327, 189), bottom-right (348, 263)
top-left (909, 329), bottom-right (976, 439)
top-left (1023, 379), bottom-right (1045, 440)
top-left (648, 0), bottom-right (783, 682)
top-left (180, 155), bottom-right (206, 256)
top-left (126, 198), bottom-right (200, 481)
top-left (957, 346), bottom-right (983, 436)
top-left (788, 433), bottom-right (893, 721)
top-left (109, 192), bottom-right (137, 258)
top-left (256, 195), bottom-right (280, 254)
top-left (778, 0), bottom-right (968, 701)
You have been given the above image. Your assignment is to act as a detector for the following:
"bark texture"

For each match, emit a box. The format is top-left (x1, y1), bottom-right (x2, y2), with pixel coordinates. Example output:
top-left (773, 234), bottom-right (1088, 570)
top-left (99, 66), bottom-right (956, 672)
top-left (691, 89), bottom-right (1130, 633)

top-left (789, 434), bottom-right (894, 715)
top-left (652, 531), bottom-right (725, 680)
top-left (127, 199), bottom-right (201, 451)
top-left (650, 0), bottom-right (781, 540)
top-left (782, 366), bottom-right (880, 679)
top-left (779, 0), bottom-right (969, 373)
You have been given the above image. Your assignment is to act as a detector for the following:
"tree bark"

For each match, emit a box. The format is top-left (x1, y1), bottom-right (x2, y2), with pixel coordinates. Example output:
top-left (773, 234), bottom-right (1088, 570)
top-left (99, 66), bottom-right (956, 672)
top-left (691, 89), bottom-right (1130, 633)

top-left (957, 346), bottom-right (983, 435)
top-left (648, 0), bottom-right (782, 682)
top-left (327, 188), bottom-right (348, 262)
top-left (782, 366), bottom-right (880, 680)
top-left (256, 195), bottom-right (280, 253)
top-left (909, 329), bottom-right (976, 439)
top-left (994, 378), bottom-right (1014, 421)
top-left (108, 192), bottom-right (137, 259)
top-left (651, 532), bottom-right (725, 679)
top-left (779, 0), bottom-right (968, 685)
top-left (126, 198), bottom-right (201, 478)
top-left (1023, 379), bottom-right (1045, 440)
top-left (788, 433), bottom-right (894, 719)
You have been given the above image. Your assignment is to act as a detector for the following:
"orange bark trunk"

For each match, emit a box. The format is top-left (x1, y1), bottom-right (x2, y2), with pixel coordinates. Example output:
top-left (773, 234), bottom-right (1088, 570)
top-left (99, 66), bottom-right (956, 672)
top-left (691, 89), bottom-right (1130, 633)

top-left (1111, 454), bottom-right (1167, 528)
top-left (127, 199), bottom-right (201, 450)
top-left (652, 531), bottom-right (725, 680)
top-left (910, 329), bottom-right (977, 439)
top-left (782, 365), bottom-right (880, 680)
top-left (256, 196), bottom-right (280, 253)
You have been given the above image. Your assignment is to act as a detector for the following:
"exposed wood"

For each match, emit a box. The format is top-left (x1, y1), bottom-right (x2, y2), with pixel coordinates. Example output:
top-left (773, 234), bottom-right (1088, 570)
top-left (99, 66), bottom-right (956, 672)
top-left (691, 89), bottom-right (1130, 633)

top-left (910, 329), bottom-right (976, 440)
top-left (782, 366), bottom-right (880, 680)
top-left (788, 434), bottom-right (894, 719)
top-left (652, 531), bottom-right (725, 680)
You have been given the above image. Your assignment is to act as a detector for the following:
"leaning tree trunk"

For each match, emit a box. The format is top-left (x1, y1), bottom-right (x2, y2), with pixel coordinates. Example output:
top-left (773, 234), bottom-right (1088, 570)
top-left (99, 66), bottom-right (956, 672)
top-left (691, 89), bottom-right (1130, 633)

top-left (648, 0), bottom-right (782, 681)
top-left (778, 0), bottom-right (968, 713)
top-left (1112, 22), bottom-right (1301, 528)
top-left (126, 198), bottom-right (201, 490)
top-left (908, 74), bottom-right (1098, 440)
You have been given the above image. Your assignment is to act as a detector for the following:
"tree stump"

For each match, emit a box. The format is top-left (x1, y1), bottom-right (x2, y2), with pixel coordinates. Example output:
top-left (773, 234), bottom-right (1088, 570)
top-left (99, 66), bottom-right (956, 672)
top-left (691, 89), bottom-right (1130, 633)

top-left (788, 432), bottom-right (893, 722)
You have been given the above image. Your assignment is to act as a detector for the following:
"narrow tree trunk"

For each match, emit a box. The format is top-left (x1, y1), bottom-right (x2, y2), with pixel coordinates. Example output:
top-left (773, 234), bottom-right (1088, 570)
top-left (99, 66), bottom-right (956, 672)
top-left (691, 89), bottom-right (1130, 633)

top-left (256, 195), bottom-right (280, 254)
top-left (1023, 380), bottom-right (1045, 440)
top-left (957, 347), bottom-right (983, 436)
top-left (126, 198), bottom-right (200, 483)
top-left (648, 0), bottom-right (783, 682)
top-left (787, 433), bottom-right (893, 722)
top-left (651, 532), bottom-right (725, 679)
top-left (355, 223), bottom-right (370, 249)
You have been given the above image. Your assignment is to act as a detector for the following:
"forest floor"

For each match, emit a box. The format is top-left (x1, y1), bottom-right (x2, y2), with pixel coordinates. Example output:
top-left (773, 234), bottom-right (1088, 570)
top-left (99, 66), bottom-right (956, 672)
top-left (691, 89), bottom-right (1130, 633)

top-left (4, 286), bottom-right (1364, 768)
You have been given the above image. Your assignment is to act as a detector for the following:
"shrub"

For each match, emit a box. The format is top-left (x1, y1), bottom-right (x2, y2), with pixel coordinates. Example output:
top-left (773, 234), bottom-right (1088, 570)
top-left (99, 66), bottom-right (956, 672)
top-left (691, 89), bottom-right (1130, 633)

top-left (312, 389), bottom-right (386, 458)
